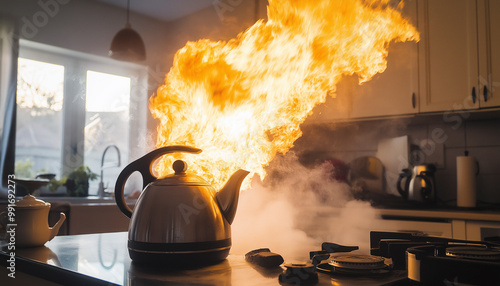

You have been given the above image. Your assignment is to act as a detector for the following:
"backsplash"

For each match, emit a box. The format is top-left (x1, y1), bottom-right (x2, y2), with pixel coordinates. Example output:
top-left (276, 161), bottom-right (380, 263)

top-left (293, 113), bottom-right (500, 206)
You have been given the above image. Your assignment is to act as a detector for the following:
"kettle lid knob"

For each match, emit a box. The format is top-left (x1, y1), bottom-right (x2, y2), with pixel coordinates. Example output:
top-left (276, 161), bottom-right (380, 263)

top-left (173, 160), bottom-right (187, 174)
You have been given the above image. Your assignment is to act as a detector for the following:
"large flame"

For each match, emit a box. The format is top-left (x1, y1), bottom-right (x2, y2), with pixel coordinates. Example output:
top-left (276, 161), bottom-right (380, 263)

top-left (149, 0), bottom-right (419, 190)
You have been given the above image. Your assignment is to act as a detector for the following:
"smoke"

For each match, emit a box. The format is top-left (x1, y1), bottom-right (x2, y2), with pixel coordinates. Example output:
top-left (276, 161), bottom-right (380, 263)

top-left (231, 151), bottom-right (380, 261)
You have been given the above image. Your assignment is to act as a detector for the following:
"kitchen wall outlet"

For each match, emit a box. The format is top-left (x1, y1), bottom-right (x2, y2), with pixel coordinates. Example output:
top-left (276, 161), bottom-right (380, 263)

top-left (419, 139), bottom-right (445, 168)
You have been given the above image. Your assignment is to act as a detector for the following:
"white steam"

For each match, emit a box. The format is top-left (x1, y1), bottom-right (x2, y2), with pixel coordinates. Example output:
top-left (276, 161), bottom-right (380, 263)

top-left (231, 152), bottom-right (381, 261)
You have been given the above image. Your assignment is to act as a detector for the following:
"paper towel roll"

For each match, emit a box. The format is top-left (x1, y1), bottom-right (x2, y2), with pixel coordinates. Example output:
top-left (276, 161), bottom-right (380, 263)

top-left (456, 156), bottom-right (477, 207)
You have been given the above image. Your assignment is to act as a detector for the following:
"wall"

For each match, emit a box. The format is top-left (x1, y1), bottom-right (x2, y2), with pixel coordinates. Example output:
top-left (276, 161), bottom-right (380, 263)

top-left (0, 0), bottom-right (171, 68)
top-left (162, 0), bottom-right (268, 67)
top-left (294, 112), bottom-right (500, 207)
top-left (0, 0), bottom-right (176, 156)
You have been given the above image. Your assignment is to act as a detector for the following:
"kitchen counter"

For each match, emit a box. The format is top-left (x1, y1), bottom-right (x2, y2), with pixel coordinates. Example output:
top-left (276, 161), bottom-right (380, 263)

top-left (0, 232), bottom-right (408, 285)
top-left (310, 204), bottom-right (500, 222)
top-left (376, 207), bottom-right (500, 222)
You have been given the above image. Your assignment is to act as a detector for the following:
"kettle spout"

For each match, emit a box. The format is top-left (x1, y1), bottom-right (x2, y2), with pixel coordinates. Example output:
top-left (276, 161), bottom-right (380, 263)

top-left (216, 169), bottom-right (249, 224)
top-left (49, 212), bottom-right (66, 241)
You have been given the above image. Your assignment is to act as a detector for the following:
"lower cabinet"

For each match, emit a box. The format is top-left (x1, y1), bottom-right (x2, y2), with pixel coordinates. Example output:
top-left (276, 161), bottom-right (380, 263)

top-left (465, 220), bottom-right (500, 241)
top-left (68, 204), bottom-right (131, 235)
top-left (376, 218), bottom-right (500, 241)
top-left (372, 219), bottom-right (453, 238)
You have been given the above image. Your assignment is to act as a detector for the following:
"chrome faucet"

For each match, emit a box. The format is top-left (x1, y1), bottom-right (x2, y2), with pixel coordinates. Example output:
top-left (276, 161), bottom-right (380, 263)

top-left (98, 145), bottom-right (121, 198)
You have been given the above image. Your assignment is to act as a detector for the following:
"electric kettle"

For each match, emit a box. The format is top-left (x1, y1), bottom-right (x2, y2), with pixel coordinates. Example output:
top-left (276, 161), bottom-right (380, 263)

top-left (114, 145), bottom-right (249, 266)
top-left (397, 164), bottom-right (436, 203)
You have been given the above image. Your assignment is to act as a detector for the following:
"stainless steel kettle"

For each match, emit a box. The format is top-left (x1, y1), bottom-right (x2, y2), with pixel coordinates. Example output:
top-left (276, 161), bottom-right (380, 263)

top-left (114, 145), bottom-right (249, 266)
top-left (397, 164), bottom-right (436, 203)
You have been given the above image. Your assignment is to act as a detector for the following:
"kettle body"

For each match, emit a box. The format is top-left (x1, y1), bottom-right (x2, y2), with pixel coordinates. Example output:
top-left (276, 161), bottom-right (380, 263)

top-left (397, 164), bottom-right (436, 203)
top-left (114, 146), bottom-right (249, 266)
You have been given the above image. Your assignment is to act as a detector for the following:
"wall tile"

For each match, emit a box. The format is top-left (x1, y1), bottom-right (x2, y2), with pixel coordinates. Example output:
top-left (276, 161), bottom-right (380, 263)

top-left (466, 118), bottom-right (500, 147)
top-left (295, 116), bottom-right (500, 205)
top-left (477, 175), bottom-right (500, 205)
top-left (434, 173), bottom-right (456, 203)
top-left (429, 119), bottom-right (465, 148)
top-left (466, 146), bottom-right (500, 175)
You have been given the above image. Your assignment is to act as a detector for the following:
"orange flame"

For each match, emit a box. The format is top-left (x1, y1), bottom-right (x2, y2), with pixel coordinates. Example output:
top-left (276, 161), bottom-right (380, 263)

top-left (149, 0), bottom-right (419, 190)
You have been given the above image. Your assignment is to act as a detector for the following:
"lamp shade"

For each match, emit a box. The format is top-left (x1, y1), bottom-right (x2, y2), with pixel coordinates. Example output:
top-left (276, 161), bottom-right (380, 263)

top-left (109, 23), bottom-right (146, 62)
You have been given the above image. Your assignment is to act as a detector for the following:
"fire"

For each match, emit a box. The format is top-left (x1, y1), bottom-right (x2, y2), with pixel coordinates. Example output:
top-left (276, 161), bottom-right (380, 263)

top-left (149, 0), bottom-right (419, 190)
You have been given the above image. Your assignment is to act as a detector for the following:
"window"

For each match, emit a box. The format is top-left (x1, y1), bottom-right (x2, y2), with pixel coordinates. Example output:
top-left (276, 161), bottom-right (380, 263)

top-left (16, 58), bottom-right (64, 179)
top-left (84, 71), bottom-right (131, 194)
top-left (15, 40), bottom-right (148, 196)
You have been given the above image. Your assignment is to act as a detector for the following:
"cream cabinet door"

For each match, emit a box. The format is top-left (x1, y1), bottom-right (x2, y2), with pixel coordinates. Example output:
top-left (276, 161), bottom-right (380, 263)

top-left (348, 0), bottom-right (419, 118)
top-left (479, 0), bottom-right (500, 107)
top-left (418, 0), bottom-right (480, 112)
top-left (307, 79), bottom-right (352, 122)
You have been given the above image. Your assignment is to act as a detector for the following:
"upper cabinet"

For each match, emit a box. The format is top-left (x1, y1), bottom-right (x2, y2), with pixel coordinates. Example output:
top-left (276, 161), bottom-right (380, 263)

top-left (478, 0), bottom-right (500, 108)
top-left (331, 0), bottom-right (419, 119)
top-left (329, 0), bottom-right (500, 120)
top-left (349, 0), bottom-right (419, 118)
top-left (417, 0), bottom-right (500, 112)
top-left (418, 0), bottom-right (479, 112)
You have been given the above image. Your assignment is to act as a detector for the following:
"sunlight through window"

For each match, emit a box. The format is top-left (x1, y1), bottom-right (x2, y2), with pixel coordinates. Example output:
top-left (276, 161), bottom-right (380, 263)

top-left (15, 58), bottom-right (64, 179)
top-left (85, 71), bottom-right (130, 112)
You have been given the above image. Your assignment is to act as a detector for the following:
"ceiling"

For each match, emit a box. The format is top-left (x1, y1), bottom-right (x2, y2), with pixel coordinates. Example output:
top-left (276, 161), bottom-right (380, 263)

top-left (96, 0), bottom-right (214, 22)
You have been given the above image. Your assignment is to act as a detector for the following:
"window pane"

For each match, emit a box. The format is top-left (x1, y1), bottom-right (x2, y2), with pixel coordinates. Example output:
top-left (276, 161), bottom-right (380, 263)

top-left (85, 70), bottom-right (130, 196)
top-left (16, 58), bottom-right (64, 179)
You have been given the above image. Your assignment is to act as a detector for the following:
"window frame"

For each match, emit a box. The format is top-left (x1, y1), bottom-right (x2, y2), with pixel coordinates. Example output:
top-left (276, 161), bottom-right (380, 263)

top-left (17, 40), bottom-right (148, 191)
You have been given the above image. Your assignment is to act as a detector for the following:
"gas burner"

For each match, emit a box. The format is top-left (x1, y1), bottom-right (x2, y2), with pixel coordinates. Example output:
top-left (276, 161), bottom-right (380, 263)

top-left (316, 255), bottom-right (391, 276)
top-left (445, 246), bottom-right (500, 261)
top-left (331, 255), bottom-right (387, 270)
top-left (279, 263), bottom-right (318, 285)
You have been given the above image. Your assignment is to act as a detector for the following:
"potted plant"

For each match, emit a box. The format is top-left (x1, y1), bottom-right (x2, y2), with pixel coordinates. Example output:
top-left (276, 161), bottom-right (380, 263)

top-left (66, 166), bottom-right (99, 197)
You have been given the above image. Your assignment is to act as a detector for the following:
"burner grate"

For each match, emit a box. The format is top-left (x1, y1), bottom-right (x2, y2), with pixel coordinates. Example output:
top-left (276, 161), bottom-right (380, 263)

top-left (445, 246), bottom-right (500, 261)
top-left (330, 255), bottom-right (387, 270)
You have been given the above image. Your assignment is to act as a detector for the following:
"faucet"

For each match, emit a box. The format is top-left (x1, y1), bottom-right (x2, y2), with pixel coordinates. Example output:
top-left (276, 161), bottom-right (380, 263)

top-left (98, 145), bottom-right (121, 198)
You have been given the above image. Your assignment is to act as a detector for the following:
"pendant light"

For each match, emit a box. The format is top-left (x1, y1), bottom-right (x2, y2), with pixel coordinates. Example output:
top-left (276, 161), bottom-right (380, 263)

top-left (109, 0), bottom-right (146, 62)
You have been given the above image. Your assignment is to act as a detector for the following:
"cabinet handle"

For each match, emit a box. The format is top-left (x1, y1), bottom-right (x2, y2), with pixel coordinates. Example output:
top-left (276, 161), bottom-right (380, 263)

top-left (483, 86), bottom-right (488, 102)
top-left (411, 92), bottom-right (416, 109)
top-left (472, 87), bottom-right (477, 104)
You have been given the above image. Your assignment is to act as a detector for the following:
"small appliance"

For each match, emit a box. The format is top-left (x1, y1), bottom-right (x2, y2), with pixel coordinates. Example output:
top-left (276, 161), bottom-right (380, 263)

top-left (397, 164), bottom-right (436, 203)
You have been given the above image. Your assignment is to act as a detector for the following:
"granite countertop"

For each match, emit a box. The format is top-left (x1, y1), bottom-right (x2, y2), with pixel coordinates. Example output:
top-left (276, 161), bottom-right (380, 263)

top-left (0, 232), bottom-right (407, 286)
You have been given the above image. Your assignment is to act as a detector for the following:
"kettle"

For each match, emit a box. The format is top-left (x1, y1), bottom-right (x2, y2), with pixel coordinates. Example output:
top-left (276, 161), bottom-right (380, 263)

top-left (114, 145), bottom-right (249, 266)
top-left (397, 164), bottom-right (436, 203)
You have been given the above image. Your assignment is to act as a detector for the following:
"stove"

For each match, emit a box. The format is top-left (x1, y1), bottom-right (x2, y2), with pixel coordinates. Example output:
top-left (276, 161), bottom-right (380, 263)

top-left (370, 231), bottom-right (500, 285)
top-left (316, 254), bottom-right (392, 276)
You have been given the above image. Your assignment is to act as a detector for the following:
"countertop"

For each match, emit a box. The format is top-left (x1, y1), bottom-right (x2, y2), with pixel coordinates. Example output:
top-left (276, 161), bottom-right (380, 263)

top-left (307, 203), bottom-right (500, 223)
top-left (0, 232), bottom-right (408, 286)
top-left (376, 207), bottom-right (500, 222)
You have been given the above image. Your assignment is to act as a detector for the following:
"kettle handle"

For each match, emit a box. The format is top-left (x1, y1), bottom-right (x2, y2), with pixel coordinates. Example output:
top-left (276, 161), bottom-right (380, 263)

top-left (416, 174), bottom-right (434, 203)
top-left (114, 145), bottom-right (202, 218)
top-left (397, 168), bottom-right (411, 199)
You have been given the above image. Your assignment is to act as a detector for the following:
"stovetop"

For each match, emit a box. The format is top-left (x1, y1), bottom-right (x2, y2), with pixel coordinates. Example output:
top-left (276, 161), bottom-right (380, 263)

top-left (4, 231), bottom-right (499, 285)
top-left (0, 232), bottom-right (408, 286)
top-left (370, 231), bottom-right (500, 285)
